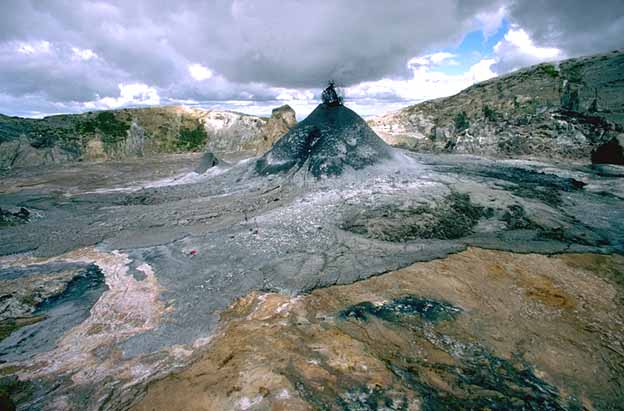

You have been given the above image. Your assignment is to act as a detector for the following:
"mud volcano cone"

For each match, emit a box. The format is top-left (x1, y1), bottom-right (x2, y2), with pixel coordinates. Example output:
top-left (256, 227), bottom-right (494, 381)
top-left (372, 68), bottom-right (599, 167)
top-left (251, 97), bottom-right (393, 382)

top-left (255, 102), bottom-right (392, 178)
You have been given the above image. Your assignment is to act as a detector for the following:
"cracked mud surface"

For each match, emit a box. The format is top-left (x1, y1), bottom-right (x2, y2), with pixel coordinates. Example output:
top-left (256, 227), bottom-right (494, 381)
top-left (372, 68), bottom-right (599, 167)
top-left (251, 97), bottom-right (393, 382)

top-left (0, 150), bottom-right (623, 410)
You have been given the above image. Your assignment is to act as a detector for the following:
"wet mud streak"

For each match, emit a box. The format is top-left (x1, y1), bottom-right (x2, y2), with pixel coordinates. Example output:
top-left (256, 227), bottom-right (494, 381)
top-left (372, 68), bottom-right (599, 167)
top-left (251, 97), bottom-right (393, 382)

top-left (444, 164), bottom-right (586, 207)
top-left (34, 264), bottom-right (106, 312)
top-left (0, 264), bottom-right (107, 361)
top-left (339, 296), bottom-right (567, 411)
top-left (340, 296), bottom-right (462, 323)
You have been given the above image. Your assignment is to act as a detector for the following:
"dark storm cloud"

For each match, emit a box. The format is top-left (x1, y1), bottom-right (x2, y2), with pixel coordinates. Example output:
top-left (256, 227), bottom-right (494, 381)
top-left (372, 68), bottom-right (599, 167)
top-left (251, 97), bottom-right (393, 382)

top-left (0, 0), bottom-right (500, 102)
top-left (507, 0), bottom-right (624, 57)
top-left (0, 0), bottom-right (622, 115)
top-left (0, 41), bottom-right (124, 102)
top-left (176, 0), bottom-right (497, 87)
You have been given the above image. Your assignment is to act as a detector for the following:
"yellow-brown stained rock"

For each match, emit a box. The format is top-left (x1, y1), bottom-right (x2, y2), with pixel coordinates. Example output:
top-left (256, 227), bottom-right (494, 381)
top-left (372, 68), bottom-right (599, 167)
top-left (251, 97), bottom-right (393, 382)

top-left (134, 248), bottom-right (624, 411)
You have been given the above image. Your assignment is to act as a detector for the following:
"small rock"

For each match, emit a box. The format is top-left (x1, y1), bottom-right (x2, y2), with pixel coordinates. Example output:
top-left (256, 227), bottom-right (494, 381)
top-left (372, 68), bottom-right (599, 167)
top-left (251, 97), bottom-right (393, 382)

top-left (195, 152), bottom-right (220, 174)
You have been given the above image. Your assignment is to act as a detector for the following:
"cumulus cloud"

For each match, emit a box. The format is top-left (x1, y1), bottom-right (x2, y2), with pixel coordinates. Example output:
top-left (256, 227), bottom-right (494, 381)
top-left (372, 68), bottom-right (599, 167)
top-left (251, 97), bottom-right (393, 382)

top-left (408, 53), bottom-right (458, 68)
top-left (71, 47), bottom-right (98, 61)
top-left (0, 1), bottom-right (500, 104)
top-left (0, 39), bottom-right (125, 102)
top-left (474, 7), bottom-right (507, 39)
top-left (346, 56), bottom-right (496, 104)
top-left (492, 27), bottom-right (563, 73)
top-left (88, 83), bottom-right (161, 110)
top-left (188, 64), bottom-right (213, 81)
top-left (16, 40), bottom-right (52, 55)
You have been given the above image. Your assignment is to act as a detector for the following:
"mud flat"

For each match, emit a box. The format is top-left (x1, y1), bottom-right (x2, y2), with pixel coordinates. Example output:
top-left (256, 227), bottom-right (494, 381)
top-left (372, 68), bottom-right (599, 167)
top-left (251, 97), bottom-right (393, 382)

top-left (134, 248), bottom-right (624, 411)
top-left (0, 151), bottom-right (623, 410)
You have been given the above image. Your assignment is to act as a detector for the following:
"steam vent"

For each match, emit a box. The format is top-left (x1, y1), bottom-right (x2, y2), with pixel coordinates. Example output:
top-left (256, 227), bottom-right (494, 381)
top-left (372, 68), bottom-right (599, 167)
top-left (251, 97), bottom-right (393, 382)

top-left (255, 82), bottom-right (392, 177)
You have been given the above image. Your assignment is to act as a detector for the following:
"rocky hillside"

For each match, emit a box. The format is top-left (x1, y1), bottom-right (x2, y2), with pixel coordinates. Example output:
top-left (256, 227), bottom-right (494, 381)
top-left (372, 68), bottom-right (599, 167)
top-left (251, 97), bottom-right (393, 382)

top-left (369, 50), bottom-right (624, 162)
top-left (0, 105), bottom-right (296, 170)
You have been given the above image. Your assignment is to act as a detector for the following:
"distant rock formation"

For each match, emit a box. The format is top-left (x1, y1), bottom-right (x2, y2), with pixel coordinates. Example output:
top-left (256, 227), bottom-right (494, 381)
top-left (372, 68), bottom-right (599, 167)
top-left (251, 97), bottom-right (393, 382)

top-left (369, 50), bottom-right (624, 162)
top-left (0, 105), bottom-right (297, 170)
top-left (256, 101), bottom-right (392, 178)
top-left (0, 136), bottom-right (75, 170)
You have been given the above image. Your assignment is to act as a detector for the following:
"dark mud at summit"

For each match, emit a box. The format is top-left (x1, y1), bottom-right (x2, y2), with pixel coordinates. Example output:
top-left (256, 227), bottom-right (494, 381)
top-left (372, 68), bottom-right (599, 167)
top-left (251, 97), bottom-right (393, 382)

top-left (256, 103), bottom-right (391, 178)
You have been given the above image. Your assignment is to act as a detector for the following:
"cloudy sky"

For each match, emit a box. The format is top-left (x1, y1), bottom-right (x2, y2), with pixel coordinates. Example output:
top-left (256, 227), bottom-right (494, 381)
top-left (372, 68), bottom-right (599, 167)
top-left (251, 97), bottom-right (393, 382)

top-left (1, 0), bottom-right (623, 119)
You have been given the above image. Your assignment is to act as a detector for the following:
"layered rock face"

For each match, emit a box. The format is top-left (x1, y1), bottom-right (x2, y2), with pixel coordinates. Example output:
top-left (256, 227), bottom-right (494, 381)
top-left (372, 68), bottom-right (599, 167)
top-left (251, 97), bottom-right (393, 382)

top-left (0, 105), bottom-right (296, 170)
top-left (256, 102), bottom-right (392, 177)
top-left (369, 50), bottom-right (624, 162)
top-left (254, 105), bottom-right (297, 155)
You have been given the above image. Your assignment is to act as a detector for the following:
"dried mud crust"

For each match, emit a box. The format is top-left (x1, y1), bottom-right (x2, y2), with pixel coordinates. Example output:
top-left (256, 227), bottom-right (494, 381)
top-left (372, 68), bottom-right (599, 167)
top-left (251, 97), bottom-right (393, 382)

top-left (133, 248), bottom-right (624, 411)
top-left (340, 192), bottom-right (491, 242)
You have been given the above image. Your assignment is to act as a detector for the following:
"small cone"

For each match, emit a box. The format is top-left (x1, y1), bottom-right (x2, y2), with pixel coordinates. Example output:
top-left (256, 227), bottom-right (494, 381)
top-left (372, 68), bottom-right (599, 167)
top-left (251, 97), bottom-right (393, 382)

top-left (256, 102), bottom-right (392, 178)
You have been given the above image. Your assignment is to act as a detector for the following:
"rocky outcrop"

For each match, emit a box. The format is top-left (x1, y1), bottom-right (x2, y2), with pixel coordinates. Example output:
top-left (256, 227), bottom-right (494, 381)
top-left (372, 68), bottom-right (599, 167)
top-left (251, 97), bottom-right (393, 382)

top-left (369, 50), bottom-right (624, 162)
top-left (255, 105), bottom-right (297, 155)
top-left (256, 102), bottom-right (391, 177)
top-left (0, 105), bottom-right (296, 170)
top-left (199, 110), bottom-right (267, 156)
top-left (0, 136), bottom-right (77, 169)
top-left (201, 105), bottom-right (296, 156)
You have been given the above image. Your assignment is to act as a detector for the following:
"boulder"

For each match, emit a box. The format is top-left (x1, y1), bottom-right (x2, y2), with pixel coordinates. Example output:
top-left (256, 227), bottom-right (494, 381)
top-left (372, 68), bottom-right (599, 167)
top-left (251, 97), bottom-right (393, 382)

top-left (591, 134), bottom-right (624, 165)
